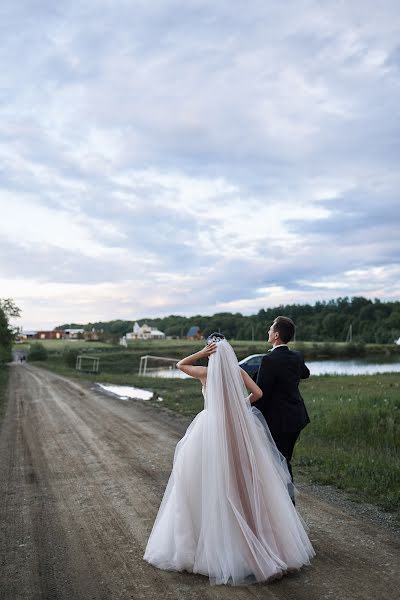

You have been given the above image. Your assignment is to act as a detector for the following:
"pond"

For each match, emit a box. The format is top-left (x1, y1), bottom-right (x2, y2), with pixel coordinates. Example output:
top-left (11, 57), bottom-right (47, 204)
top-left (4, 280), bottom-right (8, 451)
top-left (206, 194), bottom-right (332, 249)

top-left (308, 357), bottom-right (400, 376)
top-left (96, 383), bottom-right (154, 400)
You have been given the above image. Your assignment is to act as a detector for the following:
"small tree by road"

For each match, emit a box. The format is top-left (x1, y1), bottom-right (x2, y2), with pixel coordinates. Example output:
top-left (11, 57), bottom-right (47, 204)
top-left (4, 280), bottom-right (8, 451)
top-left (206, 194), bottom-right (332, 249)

top-left (0, 299), bottom-right (21, 366)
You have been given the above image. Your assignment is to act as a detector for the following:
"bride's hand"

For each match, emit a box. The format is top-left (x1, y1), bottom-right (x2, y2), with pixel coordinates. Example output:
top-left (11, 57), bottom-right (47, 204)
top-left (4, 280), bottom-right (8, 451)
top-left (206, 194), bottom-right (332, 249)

top-left (199, 342), bottom-right (217, 358)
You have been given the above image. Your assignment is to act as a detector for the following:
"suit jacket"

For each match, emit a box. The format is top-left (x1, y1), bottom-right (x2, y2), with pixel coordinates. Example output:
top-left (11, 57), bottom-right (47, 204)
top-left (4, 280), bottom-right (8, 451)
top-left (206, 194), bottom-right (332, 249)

top-left (254, 346), bottom-right (310, 435)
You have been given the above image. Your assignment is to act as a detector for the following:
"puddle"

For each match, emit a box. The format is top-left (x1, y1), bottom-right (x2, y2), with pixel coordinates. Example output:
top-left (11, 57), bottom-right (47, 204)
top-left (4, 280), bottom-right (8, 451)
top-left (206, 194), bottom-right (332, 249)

top-left (96, 383), bottom-right (154, 401)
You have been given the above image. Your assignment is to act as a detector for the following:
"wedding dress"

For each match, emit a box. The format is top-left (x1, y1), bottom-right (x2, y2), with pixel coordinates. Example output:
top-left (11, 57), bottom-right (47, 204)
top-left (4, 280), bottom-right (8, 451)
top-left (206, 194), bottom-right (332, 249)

top-left (143, 339), bottom-right (315, 585)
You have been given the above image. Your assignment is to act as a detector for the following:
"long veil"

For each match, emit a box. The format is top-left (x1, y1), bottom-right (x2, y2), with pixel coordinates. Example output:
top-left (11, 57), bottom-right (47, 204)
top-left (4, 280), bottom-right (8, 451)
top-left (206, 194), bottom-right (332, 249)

top-left (195, 339), bottom-right (313, 584)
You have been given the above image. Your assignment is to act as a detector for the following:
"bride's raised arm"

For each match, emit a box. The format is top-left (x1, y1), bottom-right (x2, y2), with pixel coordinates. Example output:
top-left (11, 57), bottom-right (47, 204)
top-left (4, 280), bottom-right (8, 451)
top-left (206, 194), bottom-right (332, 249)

top-left (239, 368), bottom-right (263, 403)
top-left (176, 342), bottom-right (217, 382)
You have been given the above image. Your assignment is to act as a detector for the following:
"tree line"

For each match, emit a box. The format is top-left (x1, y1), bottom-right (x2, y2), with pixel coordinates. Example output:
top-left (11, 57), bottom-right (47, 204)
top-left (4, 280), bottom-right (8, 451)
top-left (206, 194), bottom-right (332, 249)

top-left (57, 297), bottom-right (400, 344)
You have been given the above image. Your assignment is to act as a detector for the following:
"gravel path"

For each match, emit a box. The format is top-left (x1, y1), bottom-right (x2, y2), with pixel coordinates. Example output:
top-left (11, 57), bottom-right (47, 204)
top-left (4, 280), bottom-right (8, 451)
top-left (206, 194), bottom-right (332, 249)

top-left (0, 363), bottom-right (398, 600)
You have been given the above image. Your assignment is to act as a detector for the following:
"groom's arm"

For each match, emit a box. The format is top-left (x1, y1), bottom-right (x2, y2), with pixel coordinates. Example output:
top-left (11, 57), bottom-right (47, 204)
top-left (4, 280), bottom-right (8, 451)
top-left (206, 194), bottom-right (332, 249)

top-left (299, 355), bottom-right (310, 379)
top-left (255, 355), bottom-right (276, 406)
top-left (293, 349), bottom-right (310, 379)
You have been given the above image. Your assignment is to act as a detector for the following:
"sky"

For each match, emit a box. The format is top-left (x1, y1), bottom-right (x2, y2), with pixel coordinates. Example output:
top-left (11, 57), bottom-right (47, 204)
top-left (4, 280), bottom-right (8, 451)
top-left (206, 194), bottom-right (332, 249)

top-left (1, 0), bottom-right (399, 330)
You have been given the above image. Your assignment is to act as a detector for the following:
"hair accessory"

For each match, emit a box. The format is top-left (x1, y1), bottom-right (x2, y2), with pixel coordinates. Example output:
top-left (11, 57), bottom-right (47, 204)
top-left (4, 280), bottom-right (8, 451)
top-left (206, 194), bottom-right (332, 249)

top-left (206, 333), bottom-right (225, 344)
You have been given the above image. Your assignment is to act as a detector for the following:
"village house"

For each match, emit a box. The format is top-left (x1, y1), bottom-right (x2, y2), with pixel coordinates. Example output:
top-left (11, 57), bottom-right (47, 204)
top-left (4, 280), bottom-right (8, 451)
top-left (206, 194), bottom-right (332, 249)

top-left (186, 326), bottom-right (203, 340)
top-left (64, 328), bottom-right (85, 339)
top-left (15, 330), bottom-right (38, 342)
top-left (126, 322), bottom-right (165, 340)
top-left (36, 330), bottom-right (65, 340)
top-left (83, 330), bottom-right (100, 342)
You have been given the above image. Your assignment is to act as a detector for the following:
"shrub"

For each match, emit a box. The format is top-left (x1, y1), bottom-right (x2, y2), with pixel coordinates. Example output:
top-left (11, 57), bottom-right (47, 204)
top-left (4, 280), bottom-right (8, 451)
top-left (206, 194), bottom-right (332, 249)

top-left (0, 345), bottom-right (11, 365)
top-left (345, 342), bottom-right (366, 357)
top-left (28, 342), bottom-right (48, 361)
top-left (63, 348), bottom-right (80, 368)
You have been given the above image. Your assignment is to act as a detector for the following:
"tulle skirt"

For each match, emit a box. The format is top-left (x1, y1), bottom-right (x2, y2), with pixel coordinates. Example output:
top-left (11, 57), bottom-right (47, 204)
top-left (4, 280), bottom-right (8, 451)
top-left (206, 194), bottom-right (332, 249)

top-left (143, 404), bottom-right (315, 585)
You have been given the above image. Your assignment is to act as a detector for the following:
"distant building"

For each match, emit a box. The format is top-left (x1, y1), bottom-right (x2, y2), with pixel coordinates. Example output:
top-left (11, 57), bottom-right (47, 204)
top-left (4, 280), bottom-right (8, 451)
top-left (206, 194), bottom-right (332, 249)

top-left (84, 329), bottom-right (100, 341)
top-left (36, 330), bottom-right (65, 340)
top-left (15, 330), bottom-right (38, 342)
top-left (64, 328), bottom-right (85, 339)
top-left (126, 322), bottom-right (165, 340)
top-left (186, 326), bottom-right (202, 340)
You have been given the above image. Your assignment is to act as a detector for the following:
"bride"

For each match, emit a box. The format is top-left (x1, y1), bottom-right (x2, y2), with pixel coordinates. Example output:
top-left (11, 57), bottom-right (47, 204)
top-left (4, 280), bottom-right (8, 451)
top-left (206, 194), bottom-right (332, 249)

top-left (143, 333), bottom-right (315, 585)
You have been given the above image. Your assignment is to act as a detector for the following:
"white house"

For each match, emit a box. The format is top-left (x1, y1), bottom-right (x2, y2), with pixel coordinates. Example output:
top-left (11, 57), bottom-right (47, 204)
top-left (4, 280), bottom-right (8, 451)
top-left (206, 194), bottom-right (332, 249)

top-left (126, 322), bottom-right (165, 340)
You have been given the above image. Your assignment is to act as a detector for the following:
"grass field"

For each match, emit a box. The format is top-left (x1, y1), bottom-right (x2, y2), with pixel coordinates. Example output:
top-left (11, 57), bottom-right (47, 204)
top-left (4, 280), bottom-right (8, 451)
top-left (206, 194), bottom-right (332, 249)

top-left (33, 350), bottom-right (400, 514)
top-left (14, 339), bottom-right (400, 360)
top-left (296, 373), bottom-right (399, 511)
top-left (15, 340), bottom-right (114, 352)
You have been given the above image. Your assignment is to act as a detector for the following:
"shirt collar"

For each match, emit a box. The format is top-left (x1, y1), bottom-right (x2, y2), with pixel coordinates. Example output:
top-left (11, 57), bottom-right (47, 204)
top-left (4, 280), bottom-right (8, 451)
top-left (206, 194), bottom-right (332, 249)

top-left (271, 344), bottom-right (288, 351)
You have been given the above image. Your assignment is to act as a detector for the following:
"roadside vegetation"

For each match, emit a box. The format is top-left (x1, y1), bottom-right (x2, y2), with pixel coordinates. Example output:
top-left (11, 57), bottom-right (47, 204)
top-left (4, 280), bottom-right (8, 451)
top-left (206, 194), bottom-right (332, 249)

top-left (0, 299), bottom-right (21, 424)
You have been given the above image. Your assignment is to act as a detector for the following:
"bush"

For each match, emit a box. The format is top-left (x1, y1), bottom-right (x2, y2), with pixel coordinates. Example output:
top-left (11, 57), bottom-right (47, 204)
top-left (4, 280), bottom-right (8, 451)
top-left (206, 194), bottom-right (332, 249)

top-left (345, 342), bottom-right (366, 357)
top-left (28, 342), bottom-right (48, 361)
top-left (63, 348), bottom-right (80, 368)
top-left (0, 345), bottom-right (11, 365)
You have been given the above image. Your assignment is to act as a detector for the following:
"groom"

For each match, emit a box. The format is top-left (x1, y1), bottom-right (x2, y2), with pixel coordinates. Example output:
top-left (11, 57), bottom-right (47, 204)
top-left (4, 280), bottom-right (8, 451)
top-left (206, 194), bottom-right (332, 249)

top-left (254, 316), bottom-right (310, 504)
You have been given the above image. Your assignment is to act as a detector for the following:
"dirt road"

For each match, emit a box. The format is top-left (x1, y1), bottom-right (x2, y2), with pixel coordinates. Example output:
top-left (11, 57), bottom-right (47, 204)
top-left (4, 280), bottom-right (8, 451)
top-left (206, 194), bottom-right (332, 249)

top-left (0, 364), bottom-right (398, 600)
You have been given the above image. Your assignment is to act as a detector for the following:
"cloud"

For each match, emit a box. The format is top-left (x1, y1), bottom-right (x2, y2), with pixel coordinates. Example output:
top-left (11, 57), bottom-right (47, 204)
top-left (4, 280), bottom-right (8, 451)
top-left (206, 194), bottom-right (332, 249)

top-left (1, 0), bottom-right (399, 328)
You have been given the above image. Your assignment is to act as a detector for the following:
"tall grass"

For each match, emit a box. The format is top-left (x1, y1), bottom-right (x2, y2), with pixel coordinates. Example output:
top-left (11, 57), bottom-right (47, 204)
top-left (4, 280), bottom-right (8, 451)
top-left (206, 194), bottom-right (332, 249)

top-left (295, 374), bottom-right (400, 511)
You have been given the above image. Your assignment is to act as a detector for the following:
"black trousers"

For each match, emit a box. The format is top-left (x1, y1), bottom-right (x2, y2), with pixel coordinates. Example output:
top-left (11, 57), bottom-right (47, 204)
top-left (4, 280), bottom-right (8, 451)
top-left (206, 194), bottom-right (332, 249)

top-left (272, 430), bottom-right (301, 481)
top-left (271, 431), bottom-right (301, 504)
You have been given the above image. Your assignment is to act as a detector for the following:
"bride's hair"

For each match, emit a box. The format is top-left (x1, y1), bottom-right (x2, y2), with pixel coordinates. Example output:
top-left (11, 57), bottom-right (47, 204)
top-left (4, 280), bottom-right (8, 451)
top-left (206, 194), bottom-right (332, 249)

top-left (206, 332), bottom-right (226, 344)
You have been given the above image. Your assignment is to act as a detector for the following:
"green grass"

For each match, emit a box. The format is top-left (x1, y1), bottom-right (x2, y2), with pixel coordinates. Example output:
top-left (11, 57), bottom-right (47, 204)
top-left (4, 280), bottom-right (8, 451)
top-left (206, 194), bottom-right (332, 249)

top-left (14, 339), bottom-right (115, 352)
top-left (295, 374), bottom-right (400, 511)
top-left (31, 355), bottom-right (400, 513)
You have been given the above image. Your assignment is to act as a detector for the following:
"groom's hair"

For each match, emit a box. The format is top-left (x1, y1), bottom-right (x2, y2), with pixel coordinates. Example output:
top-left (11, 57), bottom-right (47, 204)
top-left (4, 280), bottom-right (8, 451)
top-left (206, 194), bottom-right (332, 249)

top-left (272, 316), bottom-right (295, 343)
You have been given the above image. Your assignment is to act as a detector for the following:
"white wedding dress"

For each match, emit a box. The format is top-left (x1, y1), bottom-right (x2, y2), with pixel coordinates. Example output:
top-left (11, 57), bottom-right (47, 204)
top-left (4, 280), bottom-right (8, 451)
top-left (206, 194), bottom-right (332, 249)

top-left (143, 340), bottom-right (315, 585)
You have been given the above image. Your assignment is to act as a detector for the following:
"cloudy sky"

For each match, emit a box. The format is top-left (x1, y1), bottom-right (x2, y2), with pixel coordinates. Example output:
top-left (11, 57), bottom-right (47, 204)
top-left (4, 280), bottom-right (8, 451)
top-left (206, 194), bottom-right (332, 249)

top-left (1, 1), bottom-right (399, 330)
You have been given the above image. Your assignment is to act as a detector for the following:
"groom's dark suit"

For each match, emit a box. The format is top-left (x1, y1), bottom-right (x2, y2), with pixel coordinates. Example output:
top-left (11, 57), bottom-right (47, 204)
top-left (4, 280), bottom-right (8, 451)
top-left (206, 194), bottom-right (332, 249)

top-left (254, 346), bottom-right (310, 487)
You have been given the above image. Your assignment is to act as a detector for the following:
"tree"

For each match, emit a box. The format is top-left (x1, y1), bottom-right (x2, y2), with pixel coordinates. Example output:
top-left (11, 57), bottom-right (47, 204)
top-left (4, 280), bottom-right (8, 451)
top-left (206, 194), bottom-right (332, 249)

top-left (0, 298), bottom-right (21, 319)
top-left (0, 299), bottom-right (21, 365)
top-left (0, 308), bottom-right (12, 364)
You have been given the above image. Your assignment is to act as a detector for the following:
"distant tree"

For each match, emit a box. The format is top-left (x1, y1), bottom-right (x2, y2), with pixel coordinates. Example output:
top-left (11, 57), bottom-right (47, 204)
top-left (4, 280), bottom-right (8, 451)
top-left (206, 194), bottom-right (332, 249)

top-left (54, 297), bottom-right (400, 344)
